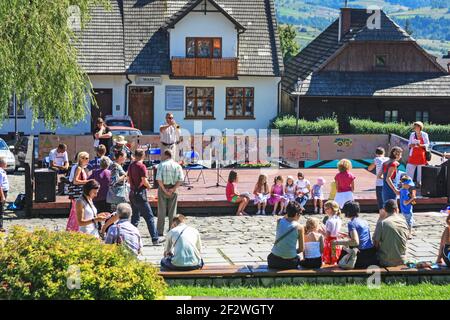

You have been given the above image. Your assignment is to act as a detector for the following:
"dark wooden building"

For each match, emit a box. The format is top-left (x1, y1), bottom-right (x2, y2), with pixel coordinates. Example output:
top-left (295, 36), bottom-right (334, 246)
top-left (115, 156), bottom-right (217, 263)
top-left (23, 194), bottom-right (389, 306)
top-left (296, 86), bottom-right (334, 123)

top-left (282, 8), bottom-right (450, 124)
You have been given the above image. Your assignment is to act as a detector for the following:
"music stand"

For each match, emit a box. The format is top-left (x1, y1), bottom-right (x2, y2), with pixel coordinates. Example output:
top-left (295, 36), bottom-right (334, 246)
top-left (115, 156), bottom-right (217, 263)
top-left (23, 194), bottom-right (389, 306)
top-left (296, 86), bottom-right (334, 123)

top-left (207, 160), bottom-right (227, 188)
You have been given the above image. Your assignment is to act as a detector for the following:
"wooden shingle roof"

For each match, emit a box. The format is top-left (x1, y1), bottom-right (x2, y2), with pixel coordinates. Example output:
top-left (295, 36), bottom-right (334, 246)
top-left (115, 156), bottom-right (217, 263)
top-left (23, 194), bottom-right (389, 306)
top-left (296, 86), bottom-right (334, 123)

top-left (281, 9), bottom-right (436, 95)
top-left (297, 72), bottom-right (450, 97)
top-left (162, 0), bottom-right (246, 31)
top-left (75, 0), bottom-right (283, 76)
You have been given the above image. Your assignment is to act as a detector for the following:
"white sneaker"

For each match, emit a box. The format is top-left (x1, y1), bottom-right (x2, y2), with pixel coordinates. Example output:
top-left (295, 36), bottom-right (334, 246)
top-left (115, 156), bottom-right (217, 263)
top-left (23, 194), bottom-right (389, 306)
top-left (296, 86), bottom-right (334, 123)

top-left (262, 210), bottom-right (267, 215)
top-left (256, 210), bottom-right (261, 215)
top-left (314, 207), bottom-right (318, 214)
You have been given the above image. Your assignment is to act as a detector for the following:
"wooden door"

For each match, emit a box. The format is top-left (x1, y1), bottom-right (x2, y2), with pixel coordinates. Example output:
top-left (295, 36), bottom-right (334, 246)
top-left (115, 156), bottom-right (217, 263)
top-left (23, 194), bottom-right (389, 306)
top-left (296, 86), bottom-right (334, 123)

top-left (129, 86), bottom-right (154, 132)
top-left (92, 89), bottom-right (113, 131)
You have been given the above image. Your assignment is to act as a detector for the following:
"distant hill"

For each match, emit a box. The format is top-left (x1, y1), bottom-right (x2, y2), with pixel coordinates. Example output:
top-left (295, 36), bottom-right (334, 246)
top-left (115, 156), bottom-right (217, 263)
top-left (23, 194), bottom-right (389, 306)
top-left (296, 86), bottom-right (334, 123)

top-left (275, 0), bottom-right (450, 57)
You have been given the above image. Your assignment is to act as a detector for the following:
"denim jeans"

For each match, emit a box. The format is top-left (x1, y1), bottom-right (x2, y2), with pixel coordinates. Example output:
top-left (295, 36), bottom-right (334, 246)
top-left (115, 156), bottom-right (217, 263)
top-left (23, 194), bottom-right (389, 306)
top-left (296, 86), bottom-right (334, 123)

top-left (129, 189), bottom-right (158, 242)
top-left (0, 191), bottom-right (7, 229)
top-left (295, 194), bottom-right (310, 208)
top-left (160, 257), bottom-right (204, 271)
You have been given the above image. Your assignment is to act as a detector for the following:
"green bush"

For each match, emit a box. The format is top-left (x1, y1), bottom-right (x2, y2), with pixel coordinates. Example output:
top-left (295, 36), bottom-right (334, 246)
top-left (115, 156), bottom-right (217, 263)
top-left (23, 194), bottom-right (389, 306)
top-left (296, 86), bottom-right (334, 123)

top-left (349, 119), bottom-right (411, 137)
top-left (270, 115), bottom-right (338, 134)
top-left (270, 115), bottom-right (450, 141)
top-left (0, 227), bottom-right (167, 300)
top-left (350, 119), bottom-right (450, 141)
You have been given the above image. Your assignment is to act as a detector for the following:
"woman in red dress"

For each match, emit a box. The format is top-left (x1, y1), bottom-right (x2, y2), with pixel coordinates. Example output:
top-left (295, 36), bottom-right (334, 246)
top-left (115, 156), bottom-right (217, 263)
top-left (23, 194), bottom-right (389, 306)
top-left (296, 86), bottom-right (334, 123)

top-left (406, 121), bottom-right (429, 188)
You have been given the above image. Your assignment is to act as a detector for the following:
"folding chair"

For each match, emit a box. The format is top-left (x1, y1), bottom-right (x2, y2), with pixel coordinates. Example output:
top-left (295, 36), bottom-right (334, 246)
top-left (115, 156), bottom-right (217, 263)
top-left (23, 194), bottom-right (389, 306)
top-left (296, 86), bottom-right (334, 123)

top-left (147, 147), bottom-right (161, 187)
top-left (43, 156), bottom-right (50, 168)
top-left (182, 150), bottom-right (206, 186)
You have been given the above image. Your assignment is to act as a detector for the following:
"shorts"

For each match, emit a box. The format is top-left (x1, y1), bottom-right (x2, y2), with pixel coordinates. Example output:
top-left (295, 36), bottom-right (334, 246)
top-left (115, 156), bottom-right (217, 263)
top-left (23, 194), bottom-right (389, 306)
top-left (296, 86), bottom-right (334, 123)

top-left (402, 212), bottom-right (414, 228)
top-left (334, 191), bottom-right (354, 209)
top-left (230, 195), bottom-right (239, 203)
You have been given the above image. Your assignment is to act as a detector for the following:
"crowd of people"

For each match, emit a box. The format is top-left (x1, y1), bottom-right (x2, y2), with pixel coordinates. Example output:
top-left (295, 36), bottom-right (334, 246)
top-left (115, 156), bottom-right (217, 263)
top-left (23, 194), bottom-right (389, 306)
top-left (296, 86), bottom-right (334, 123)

top-left (2, 119), bottom-right (448, 272)
top-left (59, 119), bottom-right (450, 270)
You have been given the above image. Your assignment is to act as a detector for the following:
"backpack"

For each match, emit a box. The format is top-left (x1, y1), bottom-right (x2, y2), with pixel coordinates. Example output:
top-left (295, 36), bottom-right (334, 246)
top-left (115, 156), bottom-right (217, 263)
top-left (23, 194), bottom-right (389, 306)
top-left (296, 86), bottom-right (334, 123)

top-left (7, 193), bottom-right (26, 211)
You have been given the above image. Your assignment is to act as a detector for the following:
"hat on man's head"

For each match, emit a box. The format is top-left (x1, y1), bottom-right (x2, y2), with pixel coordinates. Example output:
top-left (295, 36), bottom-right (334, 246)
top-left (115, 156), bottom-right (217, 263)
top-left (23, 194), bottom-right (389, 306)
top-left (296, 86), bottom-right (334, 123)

top-left (114, 135), bottom-right (127, 145)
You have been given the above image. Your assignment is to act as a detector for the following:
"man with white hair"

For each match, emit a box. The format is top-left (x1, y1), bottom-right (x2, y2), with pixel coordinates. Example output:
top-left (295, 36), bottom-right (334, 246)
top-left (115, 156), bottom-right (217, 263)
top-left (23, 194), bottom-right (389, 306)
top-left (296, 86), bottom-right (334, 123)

top-left (0, 157), bottom-right (9, 232)
top-left (105, 203), bottom-right (143, 256)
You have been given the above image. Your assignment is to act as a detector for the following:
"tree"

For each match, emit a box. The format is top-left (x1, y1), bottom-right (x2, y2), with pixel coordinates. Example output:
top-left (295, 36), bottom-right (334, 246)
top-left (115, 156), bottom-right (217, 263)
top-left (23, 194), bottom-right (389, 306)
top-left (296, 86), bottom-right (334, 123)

top-left (0, 0), bottom-right (109, 130)
top-left (278, 24), bottom-right (300, 62)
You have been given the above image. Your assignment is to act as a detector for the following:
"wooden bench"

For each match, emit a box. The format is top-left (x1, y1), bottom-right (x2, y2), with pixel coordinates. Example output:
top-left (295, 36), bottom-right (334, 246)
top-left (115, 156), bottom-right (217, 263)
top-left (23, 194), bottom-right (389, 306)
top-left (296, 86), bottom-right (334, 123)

top-left (158, 263), bottom-right (450, 286)
top-left (247, 264), bottom-right (388, 277)
top-left (160, 264), bottom-right (252, 279)
top-left (385, 265), bottom-right (450, 275)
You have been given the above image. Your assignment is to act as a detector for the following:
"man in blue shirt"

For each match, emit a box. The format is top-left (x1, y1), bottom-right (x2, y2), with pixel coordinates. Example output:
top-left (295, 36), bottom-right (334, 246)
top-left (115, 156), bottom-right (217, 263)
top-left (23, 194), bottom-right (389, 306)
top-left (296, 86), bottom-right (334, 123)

top-left (105, 203), bottom-right (143, 256)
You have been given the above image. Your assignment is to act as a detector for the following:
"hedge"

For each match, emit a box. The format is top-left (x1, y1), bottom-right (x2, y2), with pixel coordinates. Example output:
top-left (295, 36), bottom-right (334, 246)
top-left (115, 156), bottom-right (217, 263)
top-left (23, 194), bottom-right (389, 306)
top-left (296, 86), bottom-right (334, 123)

top-left (270, 115), bottom-right (450, 141)
top-left (0, 227), bottom-right (167, 300)
top-left (270, 115), bottom-right (338, 134)
top-left (350, 119), bottom-right (450, 141)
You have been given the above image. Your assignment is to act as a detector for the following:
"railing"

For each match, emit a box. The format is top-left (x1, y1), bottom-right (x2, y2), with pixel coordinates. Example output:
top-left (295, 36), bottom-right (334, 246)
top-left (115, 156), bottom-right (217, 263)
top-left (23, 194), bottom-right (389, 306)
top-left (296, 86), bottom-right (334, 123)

top-left (171, 57), bottom-right (238, 78)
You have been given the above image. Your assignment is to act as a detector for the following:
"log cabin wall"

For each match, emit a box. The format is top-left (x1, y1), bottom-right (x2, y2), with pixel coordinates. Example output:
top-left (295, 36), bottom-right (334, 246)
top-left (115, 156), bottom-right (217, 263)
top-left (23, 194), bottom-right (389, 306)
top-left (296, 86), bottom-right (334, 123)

top-left (322, 42), bottom-right (442, 73)
top-left (298, 97), bottom-right (450, 124)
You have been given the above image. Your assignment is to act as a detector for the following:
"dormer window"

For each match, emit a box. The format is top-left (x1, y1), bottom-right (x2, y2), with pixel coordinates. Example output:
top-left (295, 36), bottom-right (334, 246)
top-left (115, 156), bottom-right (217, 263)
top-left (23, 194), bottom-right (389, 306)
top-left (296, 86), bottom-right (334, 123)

top-left (186, 37), bottom-right (222, 58)
top-left (375, 54), bottom-right (387, 68)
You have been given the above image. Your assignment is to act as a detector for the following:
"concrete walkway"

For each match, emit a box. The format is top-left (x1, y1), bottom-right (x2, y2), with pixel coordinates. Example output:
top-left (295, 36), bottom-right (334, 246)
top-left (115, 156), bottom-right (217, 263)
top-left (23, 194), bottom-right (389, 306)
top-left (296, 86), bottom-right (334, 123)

top-left (4, 212), bottom-right (447, 266)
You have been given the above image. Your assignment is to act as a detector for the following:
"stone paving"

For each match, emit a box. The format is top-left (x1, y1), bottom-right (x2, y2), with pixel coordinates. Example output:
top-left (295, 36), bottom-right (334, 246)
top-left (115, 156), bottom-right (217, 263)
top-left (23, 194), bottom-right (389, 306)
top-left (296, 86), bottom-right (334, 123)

top-left (3, 173), bottom-right (448, 266)
top-left (4, 212), bottom-right (447, 266)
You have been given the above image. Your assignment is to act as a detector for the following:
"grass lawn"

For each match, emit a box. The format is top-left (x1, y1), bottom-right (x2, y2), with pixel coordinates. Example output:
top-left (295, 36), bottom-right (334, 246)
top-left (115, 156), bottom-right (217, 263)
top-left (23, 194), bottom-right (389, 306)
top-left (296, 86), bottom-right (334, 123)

top-left (167, 284), bottom-right (450, 300)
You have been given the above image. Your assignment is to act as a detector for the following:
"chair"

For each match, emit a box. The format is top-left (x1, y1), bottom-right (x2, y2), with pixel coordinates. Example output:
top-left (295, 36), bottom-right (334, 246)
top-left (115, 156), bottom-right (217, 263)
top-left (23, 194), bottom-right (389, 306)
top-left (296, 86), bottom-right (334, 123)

top-left (182, 150), bottom-right (206, 186)
top-left (42, 156), bottom-right (50, 168)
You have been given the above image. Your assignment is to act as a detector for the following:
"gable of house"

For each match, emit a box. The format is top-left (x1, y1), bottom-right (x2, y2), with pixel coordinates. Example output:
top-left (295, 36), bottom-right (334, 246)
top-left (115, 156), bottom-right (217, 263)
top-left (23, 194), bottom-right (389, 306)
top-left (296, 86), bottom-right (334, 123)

top-left (282, 8), bottom-right (446, 95)
top-left (75, 0), bottom-right (283, 77)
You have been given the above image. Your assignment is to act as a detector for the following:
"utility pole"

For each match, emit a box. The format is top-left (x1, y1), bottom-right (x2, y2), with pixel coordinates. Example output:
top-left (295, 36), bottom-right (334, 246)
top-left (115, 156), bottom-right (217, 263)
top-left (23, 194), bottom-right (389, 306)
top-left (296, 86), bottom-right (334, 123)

top-left (14, 93), bottom-right (19, 142)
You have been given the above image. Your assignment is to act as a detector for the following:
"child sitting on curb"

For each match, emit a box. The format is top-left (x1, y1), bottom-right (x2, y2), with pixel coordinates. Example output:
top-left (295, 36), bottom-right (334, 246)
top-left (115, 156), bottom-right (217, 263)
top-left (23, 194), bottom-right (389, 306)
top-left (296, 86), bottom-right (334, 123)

top-left (299, 217), bottom-right (324, 269)
top-left (253, 174), bottom-right (269, 215)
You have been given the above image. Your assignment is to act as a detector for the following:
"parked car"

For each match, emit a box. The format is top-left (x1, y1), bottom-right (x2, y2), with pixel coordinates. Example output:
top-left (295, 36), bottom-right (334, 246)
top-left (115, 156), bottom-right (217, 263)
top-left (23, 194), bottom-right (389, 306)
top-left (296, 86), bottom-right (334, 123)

top-left (430, 142), bottom-right (450, 155)
top-left (0, 138), bottom-right (18, 173)
top-left (109, 126), bottom-right (142, 137)
top-left (105, 115), bottom-right (134, 128)
top-left (9, 135), bottom-right (39, 170)
top-left (108, 126), bottom-right (142, 152)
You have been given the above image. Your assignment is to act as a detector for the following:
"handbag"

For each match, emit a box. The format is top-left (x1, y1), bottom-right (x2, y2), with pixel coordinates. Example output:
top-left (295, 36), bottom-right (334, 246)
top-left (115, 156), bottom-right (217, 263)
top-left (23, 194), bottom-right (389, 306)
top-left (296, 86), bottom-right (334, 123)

top-left (107, 164), bottom-right (130, 204)
top-left (338, 247), bottom-right (359, 270)
top-left (425, 150), bottom-right (432, 162)
top-left (107, 183), bottom-right (130, 204)
top-left (67, 183), bottom-right (84, 199)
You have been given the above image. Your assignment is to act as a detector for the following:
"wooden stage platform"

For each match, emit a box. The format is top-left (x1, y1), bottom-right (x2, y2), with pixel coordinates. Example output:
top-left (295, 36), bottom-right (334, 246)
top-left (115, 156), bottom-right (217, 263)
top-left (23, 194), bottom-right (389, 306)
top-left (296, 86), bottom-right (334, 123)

top-left (32, 168), bottom-right (448, 215)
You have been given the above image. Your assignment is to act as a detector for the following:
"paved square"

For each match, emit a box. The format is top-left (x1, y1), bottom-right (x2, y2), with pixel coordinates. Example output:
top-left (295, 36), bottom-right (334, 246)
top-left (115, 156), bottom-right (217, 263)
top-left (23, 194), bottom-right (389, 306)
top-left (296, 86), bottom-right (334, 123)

top-left (3, 174), bottom-right (447, 267)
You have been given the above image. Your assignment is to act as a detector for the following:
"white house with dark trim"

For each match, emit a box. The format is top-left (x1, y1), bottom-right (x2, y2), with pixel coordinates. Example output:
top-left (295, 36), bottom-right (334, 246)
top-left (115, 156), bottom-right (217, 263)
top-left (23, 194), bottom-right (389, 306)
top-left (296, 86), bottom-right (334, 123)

top-left (1, 0), bottom-right (283, 135)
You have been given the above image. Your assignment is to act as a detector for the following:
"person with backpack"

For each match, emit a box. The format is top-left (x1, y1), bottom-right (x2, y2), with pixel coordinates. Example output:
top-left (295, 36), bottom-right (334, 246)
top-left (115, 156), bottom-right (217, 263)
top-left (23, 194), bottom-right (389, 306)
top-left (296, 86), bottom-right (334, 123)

top-left (267, 201), bottom-right (305, 270)
top-left (105, 203), bottom-right (143, 256)
top-left (160, 214), bottom-right (203, 271)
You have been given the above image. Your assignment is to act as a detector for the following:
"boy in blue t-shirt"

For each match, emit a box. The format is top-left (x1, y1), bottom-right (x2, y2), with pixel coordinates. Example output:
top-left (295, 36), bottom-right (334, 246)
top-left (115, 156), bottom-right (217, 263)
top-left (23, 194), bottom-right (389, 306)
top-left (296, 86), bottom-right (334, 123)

top-left (399, 175), bottom-right (416, 239)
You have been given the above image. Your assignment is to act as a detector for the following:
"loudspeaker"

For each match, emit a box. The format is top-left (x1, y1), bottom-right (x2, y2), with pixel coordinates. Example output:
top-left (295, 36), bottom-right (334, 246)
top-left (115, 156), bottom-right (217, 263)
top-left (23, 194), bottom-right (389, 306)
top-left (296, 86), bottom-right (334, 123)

top-left (421, 165), bottom-right (447, 198)
top-left (34, 169), bottom-right (57, 202)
